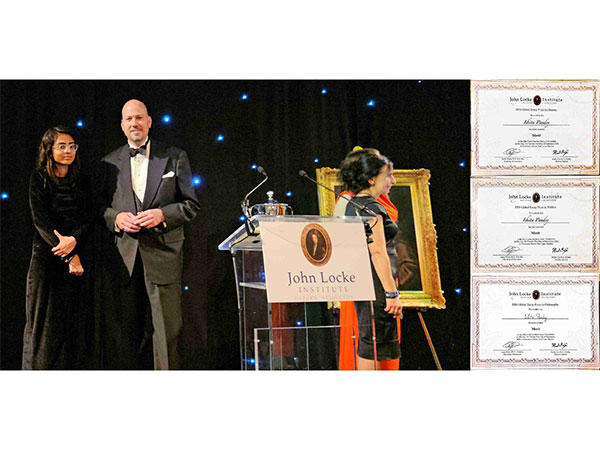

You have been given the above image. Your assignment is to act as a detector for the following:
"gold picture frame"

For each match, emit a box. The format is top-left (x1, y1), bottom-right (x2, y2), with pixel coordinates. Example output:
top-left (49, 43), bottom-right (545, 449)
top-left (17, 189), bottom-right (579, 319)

top-left (316, 167), bottom-right (446, 309)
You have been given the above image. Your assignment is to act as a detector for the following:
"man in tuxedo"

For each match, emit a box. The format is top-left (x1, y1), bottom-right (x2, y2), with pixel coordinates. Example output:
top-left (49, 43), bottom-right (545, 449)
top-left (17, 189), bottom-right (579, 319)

top-left (100, 99), bottom-right (200, 369)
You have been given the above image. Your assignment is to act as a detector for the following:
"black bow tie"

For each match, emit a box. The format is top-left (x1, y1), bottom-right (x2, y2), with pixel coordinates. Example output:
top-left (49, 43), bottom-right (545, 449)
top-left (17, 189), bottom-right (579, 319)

top-left (129, 144), bottom-right (147, 157)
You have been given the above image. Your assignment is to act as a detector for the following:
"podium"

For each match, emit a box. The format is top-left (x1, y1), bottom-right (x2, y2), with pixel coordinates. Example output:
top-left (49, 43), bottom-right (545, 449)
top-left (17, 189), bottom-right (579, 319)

top-left (218, 215), bottom-right (373, 370)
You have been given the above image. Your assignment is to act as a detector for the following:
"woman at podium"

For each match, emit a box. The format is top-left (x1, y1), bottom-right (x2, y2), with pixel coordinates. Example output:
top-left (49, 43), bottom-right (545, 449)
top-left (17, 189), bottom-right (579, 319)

top-left (338, 149), bottom-right (403, 370)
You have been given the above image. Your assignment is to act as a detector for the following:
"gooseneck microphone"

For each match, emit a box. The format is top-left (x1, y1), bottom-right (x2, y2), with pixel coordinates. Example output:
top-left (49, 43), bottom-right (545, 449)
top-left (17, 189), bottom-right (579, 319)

top-left (256, 166), bottom-right (267, 177)
top-left (298, 170), bottom-right (377, 217)
top-left (242, 166), bottom-right (268, 218)
top-left (241, 166), bottom-right (268, 235)
top-left (298, 169), bottom-right (377, 244)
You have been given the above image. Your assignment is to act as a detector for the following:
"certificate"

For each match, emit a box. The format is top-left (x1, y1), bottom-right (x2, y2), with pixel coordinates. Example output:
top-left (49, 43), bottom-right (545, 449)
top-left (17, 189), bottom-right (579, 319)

top-left (471, 276), bottom-right (599, 369)
top-left (471, 80), bottom-right (599, 175)
top-left (471, 177), bottom-right (599, 272)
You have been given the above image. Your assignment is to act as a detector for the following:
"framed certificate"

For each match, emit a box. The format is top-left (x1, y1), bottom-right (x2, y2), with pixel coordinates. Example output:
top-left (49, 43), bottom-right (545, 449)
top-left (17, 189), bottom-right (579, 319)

top-left (471, 276), bottom-right (599, 369)
top-left (471, 177), bottom-right (599, 272)
top-left (471, 80), bottom-right (599, 175)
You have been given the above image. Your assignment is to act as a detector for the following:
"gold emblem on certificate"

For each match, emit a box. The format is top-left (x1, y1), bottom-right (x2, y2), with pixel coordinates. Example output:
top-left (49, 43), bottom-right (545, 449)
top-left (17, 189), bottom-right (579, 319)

top-left (471, 80), bottom-right (599, 175)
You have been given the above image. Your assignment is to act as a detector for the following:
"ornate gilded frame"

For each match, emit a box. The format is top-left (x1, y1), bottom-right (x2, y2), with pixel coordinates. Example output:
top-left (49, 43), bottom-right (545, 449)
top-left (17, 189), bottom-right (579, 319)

top-left (316, 167), bottom-right (446, 309)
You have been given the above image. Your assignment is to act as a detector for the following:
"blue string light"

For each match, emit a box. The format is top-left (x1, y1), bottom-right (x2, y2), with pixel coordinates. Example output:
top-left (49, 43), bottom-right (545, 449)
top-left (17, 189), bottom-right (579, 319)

top-left (314, 158), bottom-right (319, 163)
top-left (459, 161), bottom-right (466, 167)
top-left (76, 120), bottom-right (84, 127)
top-left (241, 93), bottom-right (248, 100)
top-left (296, 321), bottom-right (303, 326)
top-left (286, 191), bottom-right (292, 197)
top-left (192, 176), bottom-right (201, 186)
top-left (251, 164), bottom-right (257, 170)
top-left (184, 285), bottom-right (189, 291)
top-left (454, 288), bottom-right (462, 294)
top-left (216, 134), bottom-right (224, 142)
top-left (321, 88), bottom-right (327, 94)
top-left (367, 99), bottom-right (376, 107)
top-left (462, 227), bottom-right (468, 232)
top-left (162, 115), bottom-right (171, 123)
top-left (239, 215), bottom-right (247, 222)
top-left (418, 80), bottom-right (422, 84)
top-left (249, 358), bottom-right (255, 365)
top-left (1, 192), bottom-right (8, 200)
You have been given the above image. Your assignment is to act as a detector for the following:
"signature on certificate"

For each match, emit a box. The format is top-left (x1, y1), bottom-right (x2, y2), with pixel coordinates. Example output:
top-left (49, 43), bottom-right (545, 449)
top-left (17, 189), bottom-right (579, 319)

top-left (551, 342), bottom-right (568, 349)
top-left (504, 148), bottom-right (523, 156)
top-left (525, 313), bottom-right (547, 322)
top-left (502, 341), bottom-right (523, 350)
top-left (502, 246), bottom-right (520, 254)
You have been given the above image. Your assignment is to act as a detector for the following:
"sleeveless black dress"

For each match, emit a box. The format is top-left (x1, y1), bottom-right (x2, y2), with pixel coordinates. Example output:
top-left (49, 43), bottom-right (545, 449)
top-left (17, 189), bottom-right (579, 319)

top-left (344, 195), bottom-right (401, 360)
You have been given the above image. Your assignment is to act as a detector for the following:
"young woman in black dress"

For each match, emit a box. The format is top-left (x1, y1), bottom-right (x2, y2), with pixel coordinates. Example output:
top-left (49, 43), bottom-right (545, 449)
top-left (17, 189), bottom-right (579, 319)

top-left (22, 126), bottom-right (91, 369)
top-left (339, 150), bottom-right (403, 370)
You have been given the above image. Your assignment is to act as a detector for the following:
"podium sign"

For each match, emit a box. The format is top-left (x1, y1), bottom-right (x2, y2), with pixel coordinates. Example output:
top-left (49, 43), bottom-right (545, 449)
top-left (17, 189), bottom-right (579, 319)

top-left (259, 216), bottom-right (375, 303)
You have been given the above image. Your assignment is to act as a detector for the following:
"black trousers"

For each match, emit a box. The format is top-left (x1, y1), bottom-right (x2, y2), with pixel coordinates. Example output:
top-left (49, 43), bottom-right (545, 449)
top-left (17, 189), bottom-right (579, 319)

top-left (101, 251), bottom-right (182, 370)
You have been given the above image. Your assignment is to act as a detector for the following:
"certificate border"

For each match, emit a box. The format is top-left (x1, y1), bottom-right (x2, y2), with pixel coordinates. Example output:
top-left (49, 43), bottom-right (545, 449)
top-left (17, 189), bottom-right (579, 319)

top-left (471, 178), bottom-right (599, 272)
top-left (471, 277), bottom-right (599, 369)
top-left (471, 80), bottom-right (599, 175)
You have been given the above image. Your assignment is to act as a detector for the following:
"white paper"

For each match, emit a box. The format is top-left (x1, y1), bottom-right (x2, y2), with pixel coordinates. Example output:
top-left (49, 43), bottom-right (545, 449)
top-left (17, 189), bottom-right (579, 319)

top-left (471, 276), bottom-right (599, 369)
top-left (471, 177), bottom-right (599, 272)
top-left (472, 80), bottom-right (599, 175)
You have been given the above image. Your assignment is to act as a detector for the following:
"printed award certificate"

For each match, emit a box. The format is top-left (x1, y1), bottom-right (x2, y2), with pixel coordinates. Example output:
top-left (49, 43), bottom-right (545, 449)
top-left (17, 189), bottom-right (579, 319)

top-left (471, 80), bottom-right (599, 175)
top-left (471, 177), bottom-right (599, 272)
top-left (471, 276), bottom-right (599, 369)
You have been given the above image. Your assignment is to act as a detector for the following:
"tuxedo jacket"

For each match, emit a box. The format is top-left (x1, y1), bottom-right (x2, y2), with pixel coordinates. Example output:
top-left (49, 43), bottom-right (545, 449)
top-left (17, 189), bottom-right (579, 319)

top-left (100, 140), bottom-right (200, 284)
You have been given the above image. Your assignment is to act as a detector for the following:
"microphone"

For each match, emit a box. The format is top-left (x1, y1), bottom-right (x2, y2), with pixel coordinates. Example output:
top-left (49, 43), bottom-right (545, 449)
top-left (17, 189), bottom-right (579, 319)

top-left (241, 166), bottom-right (269, 235)
top-left (256, 166), bottom-right (267, 177)
top-left (298, 169), bottom-right (377, 217)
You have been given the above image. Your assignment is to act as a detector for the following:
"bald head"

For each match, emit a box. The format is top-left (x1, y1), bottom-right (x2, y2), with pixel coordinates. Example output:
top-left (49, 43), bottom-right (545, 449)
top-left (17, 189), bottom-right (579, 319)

top-left (121, 99), bottom-right (152, 146)
top-left (122, 99), bottom-right (148, 118)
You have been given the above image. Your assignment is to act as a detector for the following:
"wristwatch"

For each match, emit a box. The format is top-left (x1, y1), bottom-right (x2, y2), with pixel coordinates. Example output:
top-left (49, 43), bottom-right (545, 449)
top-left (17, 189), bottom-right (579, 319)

top-left (384, 290), bottom-right (400, 299)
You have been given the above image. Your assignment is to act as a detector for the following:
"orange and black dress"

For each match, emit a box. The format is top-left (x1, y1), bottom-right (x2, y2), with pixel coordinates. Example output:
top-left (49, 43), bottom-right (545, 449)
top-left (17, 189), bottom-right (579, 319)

top-left (343, 194), bottom-right (400, 361)
top-left (337, 192), bottom-right (401, 369)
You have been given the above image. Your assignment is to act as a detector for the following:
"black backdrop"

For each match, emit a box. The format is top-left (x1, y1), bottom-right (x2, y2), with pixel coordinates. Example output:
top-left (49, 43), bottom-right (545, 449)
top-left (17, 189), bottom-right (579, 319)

top-left (1, 80), bottom-right (470, 370)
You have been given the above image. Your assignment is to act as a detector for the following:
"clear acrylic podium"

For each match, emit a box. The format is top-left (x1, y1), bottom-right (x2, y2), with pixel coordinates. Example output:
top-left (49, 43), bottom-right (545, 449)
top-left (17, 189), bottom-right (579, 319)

top-left (218, 215), bottom-right (371, 370)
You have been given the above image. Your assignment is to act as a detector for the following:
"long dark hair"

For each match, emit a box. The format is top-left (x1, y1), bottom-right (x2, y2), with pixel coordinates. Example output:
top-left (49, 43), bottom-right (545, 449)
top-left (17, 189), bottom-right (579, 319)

top-left (37, 126), bottom-right (80, 184)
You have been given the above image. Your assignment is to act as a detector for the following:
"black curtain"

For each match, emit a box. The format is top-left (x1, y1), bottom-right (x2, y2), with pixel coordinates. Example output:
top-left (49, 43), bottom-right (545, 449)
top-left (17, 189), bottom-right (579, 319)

top-left (1, 80), bottom-right (470, 370)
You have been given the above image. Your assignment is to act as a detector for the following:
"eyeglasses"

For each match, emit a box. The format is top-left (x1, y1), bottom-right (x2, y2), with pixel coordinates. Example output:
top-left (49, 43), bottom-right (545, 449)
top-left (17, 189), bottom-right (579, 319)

top-left (53, 143), bottom-right (79, 152)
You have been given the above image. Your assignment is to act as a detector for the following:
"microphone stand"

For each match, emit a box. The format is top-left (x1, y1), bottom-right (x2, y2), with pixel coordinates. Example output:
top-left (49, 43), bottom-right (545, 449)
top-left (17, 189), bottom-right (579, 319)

top-left (241, 166), bottom-right (268, 236)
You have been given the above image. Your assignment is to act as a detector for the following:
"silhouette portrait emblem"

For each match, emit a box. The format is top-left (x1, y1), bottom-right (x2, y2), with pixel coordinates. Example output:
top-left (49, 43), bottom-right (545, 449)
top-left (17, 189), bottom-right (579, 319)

top-left (301, 224), bottom-right (332, 266)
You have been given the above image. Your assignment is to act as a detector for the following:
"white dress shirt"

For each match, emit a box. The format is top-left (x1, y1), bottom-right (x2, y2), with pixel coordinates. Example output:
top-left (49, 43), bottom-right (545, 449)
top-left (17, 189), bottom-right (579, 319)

top-left (129, 137), bottom-right (150, 203)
